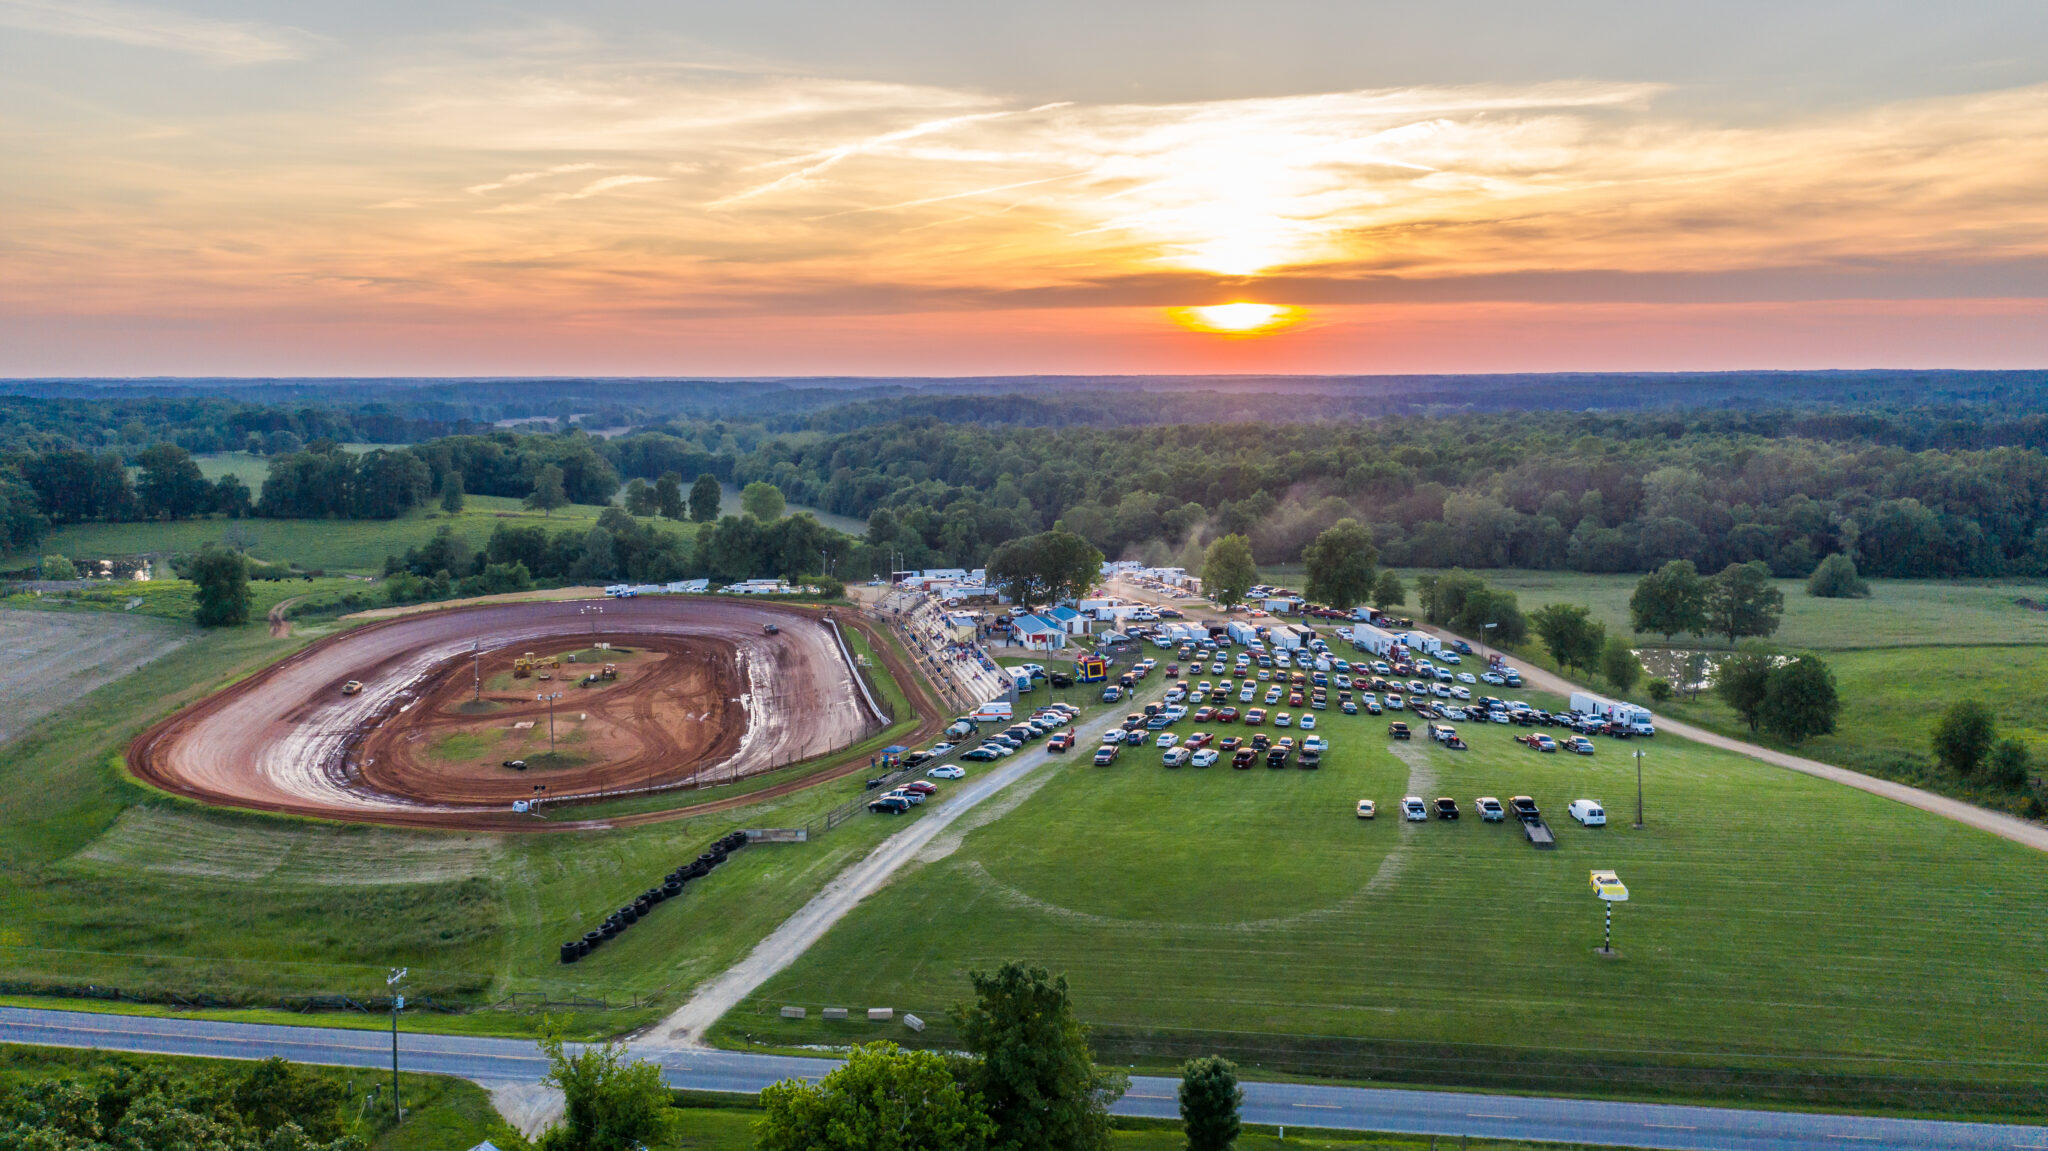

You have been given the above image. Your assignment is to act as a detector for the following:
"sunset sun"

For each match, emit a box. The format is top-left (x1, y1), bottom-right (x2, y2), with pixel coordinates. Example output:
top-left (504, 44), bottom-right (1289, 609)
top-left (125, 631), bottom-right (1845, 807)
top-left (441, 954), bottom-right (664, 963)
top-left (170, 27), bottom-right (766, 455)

top-left (1167, 302), bottom-right (1305, 337)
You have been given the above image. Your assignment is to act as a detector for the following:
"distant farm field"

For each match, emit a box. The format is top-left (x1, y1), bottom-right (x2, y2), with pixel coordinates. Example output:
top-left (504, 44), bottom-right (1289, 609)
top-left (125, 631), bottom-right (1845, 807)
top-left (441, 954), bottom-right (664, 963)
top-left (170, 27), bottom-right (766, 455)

top-left (5, 496), bottom-right (633, 575)
top-left (723, 693), bottom-right (2048, 1112)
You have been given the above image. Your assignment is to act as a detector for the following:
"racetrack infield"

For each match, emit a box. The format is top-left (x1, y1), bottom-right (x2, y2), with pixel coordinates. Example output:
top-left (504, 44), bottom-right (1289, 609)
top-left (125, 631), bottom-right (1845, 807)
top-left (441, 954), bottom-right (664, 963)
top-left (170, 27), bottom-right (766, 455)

top-left (128, 597), bottom-right (936, 831)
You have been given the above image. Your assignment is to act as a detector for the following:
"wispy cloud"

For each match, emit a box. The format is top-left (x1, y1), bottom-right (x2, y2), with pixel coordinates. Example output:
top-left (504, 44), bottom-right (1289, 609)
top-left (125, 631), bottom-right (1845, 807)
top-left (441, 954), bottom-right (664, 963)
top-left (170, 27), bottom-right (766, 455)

top-left (0, 0), bottom-right (316, 62)
top-left (9, 54), bottom-right (2048, 337)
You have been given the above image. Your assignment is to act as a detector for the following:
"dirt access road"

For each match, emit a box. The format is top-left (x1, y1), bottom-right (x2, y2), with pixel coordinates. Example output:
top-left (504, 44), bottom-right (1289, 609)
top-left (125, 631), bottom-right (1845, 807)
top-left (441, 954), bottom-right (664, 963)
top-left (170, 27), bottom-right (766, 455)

top-left (130, 597), bottom-right (908, 831)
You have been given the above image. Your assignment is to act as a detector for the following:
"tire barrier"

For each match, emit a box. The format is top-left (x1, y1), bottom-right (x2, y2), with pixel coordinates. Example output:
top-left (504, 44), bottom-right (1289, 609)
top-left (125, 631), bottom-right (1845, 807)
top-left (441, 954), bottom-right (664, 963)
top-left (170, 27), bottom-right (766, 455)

top-left (561, 830), bottom-right (749, 962)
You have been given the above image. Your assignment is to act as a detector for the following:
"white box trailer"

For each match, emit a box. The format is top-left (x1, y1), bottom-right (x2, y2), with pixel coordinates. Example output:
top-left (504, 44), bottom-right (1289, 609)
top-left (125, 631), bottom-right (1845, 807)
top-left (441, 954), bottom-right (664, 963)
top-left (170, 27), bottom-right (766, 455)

top-left (1226, 621), bottom-right (1261, 646)
top-left (1350, 623), bottom-right (1401, 655)
top-left (1570, 691), bottom-right (1655, 731)
top-left (1396, 631), bottom-right (1442, 654)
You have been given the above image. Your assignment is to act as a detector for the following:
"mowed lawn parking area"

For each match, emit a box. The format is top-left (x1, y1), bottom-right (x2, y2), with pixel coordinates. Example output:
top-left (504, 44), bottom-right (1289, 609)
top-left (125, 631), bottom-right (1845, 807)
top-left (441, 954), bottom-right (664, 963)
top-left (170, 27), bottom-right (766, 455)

top-left (723, 695), bottom-right (2048, 1110)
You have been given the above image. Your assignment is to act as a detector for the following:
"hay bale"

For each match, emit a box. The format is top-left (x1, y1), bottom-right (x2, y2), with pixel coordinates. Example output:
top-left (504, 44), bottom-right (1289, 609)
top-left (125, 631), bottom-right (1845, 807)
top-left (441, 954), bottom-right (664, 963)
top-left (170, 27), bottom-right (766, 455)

top-left (867, 1007), bottom-right (893, 1021)
top-left (780, 1006), bottom-right (807, 1019)
top-left (822, 1007), bottom-right (848, 1021)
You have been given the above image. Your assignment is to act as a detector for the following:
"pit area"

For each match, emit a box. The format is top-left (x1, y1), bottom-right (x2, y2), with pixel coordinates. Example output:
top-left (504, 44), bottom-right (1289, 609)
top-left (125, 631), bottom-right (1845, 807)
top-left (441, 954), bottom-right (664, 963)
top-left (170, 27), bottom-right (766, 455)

top-left (129, 598), bottom-right (888, 829)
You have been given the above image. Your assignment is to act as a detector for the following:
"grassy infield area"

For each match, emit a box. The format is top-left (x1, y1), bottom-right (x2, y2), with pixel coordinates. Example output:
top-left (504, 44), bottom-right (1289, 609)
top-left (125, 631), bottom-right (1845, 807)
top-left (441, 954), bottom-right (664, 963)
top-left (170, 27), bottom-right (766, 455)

top-left (3, 495), bottom-right (2048, 1143)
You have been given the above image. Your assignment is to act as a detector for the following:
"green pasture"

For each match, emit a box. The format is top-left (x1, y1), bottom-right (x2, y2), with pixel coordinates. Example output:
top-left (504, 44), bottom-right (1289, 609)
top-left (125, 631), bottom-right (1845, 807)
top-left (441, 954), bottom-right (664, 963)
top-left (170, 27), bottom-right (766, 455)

top-left (0, 604), bottom-right (932, 1039)
top-left (720, 693), bottom-right (2048, 1113)
top-left (3, 495), bottom-right (653, 576)
top-left (1386, 569), bottom-right (2048, 651)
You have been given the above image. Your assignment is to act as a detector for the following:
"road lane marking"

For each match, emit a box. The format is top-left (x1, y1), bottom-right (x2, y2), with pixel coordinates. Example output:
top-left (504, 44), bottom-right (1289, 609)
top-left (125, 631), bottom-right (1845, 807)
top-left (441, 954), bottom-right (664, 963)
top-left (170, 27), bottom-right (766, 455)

top-left (1291, 1103), bottom-right (1339, 1109)
top-left (1644, 1124), bottom-right (1698, 1130)
top-left (1467, 1113), bottom-right (1518, 1119)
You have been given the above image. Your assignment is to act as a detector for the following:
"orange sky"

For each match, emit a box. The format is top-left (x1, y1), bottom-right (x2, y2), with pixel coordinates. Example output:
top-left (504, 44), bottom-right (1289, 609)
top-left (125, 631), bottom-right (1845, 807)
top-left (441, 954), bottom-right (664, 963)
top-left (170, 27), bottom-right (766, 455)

top-left (3, 3), bottom-right (2047, 374)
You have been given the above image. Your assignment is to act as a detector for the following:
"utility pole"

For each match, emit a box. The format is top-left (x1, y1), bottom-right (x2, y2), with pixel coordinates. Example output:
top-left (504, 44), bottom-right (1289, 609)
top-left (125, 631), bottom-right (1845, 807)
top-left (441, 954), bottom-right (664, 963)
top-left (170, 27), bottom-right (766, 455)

top-left (538, 692), bottom-right (562, 751)
top-left (1634, 748), bottom-right (1645, 829)
top-left (386, 968), bottom-right (406, 1123)
top-left (472, 641), bottom-right (481, 702)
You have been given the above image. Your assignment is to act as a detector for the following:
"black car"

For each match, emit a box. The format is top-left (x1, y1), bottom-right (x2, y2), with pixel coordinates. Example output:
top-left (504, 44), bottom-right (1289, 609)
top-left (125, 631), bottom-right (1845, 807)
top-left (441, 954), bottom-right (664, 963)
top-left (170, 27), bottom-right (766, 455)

top-left (865, 777), bottom-right (888, 790)
top-left (1435, 797), bottom-right (1460, 820)
top-left (1511, 796), bottom-right (1541, 822)
top-left (1266, 748), bottom-right (1290, 768)
top-left (1388, 722), bottom-right (1411, 740)
top-left (869, 796), bottom-right (912, 814)
top-left (1049, 673), bottom-right (1074, 688)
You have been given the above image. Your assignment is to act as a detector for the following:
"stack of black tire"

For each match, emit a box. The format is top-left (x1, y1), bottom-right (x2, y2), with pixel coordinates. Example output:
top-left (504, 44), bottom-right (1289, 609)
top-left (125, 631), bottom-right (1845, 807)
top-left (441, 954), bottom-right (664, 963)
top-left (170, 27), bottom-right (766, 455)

top-left (560, 831), bottom-right (748, 963)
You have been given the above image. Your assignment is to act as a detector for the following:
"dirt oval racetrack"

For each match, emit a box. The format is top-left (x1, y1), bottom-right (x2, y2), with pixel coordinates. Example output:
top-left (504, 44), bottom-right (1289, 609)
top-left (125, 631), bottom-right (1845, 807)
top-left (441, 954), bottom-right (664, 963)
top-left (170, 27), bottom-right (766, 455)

top-left (129, 597), bottom-right (928, 831)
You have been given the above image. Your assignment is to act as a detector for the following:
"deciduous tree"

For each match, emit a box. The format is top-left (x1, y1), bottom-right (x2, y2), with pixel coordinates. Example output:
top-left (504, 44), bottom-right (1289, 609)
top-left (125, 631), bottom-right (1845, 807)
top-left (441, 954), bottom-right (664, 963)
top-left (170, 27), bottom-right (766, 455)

top-left (1706, 561), bottom-right (1784, 646)
top-left (1301, 519), bottom-right (1378, 609)
top-left (192, 545), bottom-right (250, 628)
top-left (689, 473), bottom-right (722, 522)
top-left (537, 1028), bottom-right (673, 1151)
top-left (741, 481), bottom-right (787, 522)
top-left (1531, 603), bottom-right (1603, 673)
top-left (1629, 559), bottom-right (1709, 642)
top-left (524, 464), bottom-right (568, 517)
top-left (1806, 553), bottom-right (1870, 598)
top-left (1932, 699), bottom-right (1997, 776)
top-left (1758, 655), bottom-right (1840, 742)
top-left (1372, 570), bottom-right (1406, 609)
top-left (1714, 650), bottom-right (1776, 731)
top-left (1200, 535), bottom-right (1257, 609)
top-left (655, 472), bottom-right (685, 519)
top-left (757, 1042), bottom-right (993, 1151)
top-left (954, 962), bottom-right (1127, 1151)
top-left (1600, 635), bottom-right (1642, 693)
top-left (439, 470), bottom-right (465, 514)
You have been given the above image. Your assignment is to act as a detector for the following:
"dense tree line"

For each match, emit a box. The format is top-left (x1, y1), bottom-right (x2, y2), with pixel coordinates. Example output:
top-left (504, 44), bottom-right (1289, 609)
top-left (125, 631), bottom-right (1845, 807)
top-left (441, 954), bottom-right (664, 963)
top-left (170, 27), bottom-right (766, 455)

top-left (729, 411), bottom-right (2048, 578)
top-left (0, 1055), bottom-right (361, 1150)
top-left (16, 398), bottom-right (2048, 586)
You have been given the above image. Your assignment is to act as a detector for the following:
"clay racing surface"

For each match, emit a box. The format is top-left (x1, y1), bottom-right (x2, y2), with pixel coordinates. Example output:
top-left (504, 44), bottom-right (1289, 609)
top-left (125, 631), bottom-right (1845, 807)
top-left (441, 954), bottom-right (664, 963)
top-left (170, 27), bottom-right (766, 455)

top-left (130, 598), bottom-right (884, 829)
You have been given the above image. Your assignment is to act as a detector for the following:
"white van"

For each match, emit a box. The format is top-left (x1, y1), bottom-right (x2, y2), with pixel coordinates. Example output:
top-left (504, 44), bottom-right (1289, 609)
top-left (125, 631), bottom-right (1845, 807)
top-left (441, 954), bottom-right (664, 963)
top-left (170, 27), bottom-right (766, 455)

top-left (1568, 799), bottom-right (1607, 826)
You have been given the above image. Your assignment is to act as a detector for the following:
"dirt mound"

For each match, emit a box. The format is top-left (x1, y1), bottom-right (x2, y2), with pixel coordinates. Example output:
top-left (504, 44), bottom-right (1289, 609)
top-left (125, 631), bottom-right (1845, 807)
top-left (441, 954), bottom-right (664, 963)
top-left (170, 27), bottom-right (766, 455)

top-left (128, 598), bottom-right (915, 831)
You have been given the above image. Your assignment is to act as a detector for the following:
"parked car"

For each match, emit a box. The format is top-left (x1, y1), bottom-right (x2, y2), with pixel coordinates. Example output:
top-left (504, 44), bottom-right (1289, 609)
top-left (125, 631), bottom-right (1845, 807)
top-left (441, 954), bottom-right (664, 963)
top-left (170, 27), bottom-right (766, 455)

top-left (1402, 795), bottom-right (1428, 821)
top-left (1386, 694), bottom-right (1404, 710)
top-left (1217, 707), bottom-right (1240, 723)
top-left (1219, 736), bottom-right (1243, 752)
top-left (1232, 748), bottom-right (1258, 768)
top-left (1046, 734), bottom-right (1073, 752)
top-left (1475, 796), bottom-right (1505, 821)
top-left (1191, 748), bottom-right (1220, 767)
top-left (1565, 736), bottom-right (1596, 755)
top-left (904, 780), bottom-right (938, 795)
top-left (962, 746), bottom-right (1000, 761)
top-left (928, 764), bottom-right (966, 778)
top-left (1093, 744), bottom-right (1120, 765)
top-left (1266, 747), bottom-right (1291, 768)
top-left (1388, 721), bottom-right (1411, 739)
top-left (1245, 708), bottom-right (1267, 725)
top-left (1156, 732), bottom-right (1179, 748)
top-left (886, 788), bottom-right (925, 805)
top-left (1435, 797), bottom-right (1460, 820)
top-left (1163, 747), bottom-right (1191, 768)
top-left (1569, 799), bottom-right (1607, 826)
top-left (1273, 712), bottom-right (1293, 727)
top-left (1356, 799), bottom-right (1376, 819)
top-left (1299, 714), bottom-right (1317, 730)
top-left (869, 795), bottom-right (912, 814)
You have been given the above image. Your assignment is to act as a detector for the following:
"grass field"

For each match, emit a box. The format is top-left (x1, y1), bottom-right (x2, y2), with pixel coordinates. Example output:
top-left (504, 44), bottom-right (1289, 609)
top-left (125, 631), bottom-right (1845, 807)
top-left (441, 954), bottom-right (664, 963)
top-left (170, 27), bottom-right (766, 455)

top-left (0, 1042), bottom-right (517, 1151)
top-left (1376, 569), bottom-right (2048, 652)
top-left (718, 687), bottom-right (2048, 1114)
top-left (0, 601), bottom-right (942, 1040)
top-left (4, 495), bottom-right (637, 576)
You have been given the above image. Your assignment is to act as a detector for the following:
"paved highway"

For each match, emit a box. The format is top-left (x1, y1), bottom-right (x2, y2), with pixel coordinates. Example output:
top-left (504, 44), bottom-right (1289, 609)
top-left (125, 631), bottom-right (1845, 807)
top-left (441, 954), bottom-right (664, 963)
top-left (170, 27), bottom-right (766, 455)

top-left (3, 1007), bottom-right (2040, 1151)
